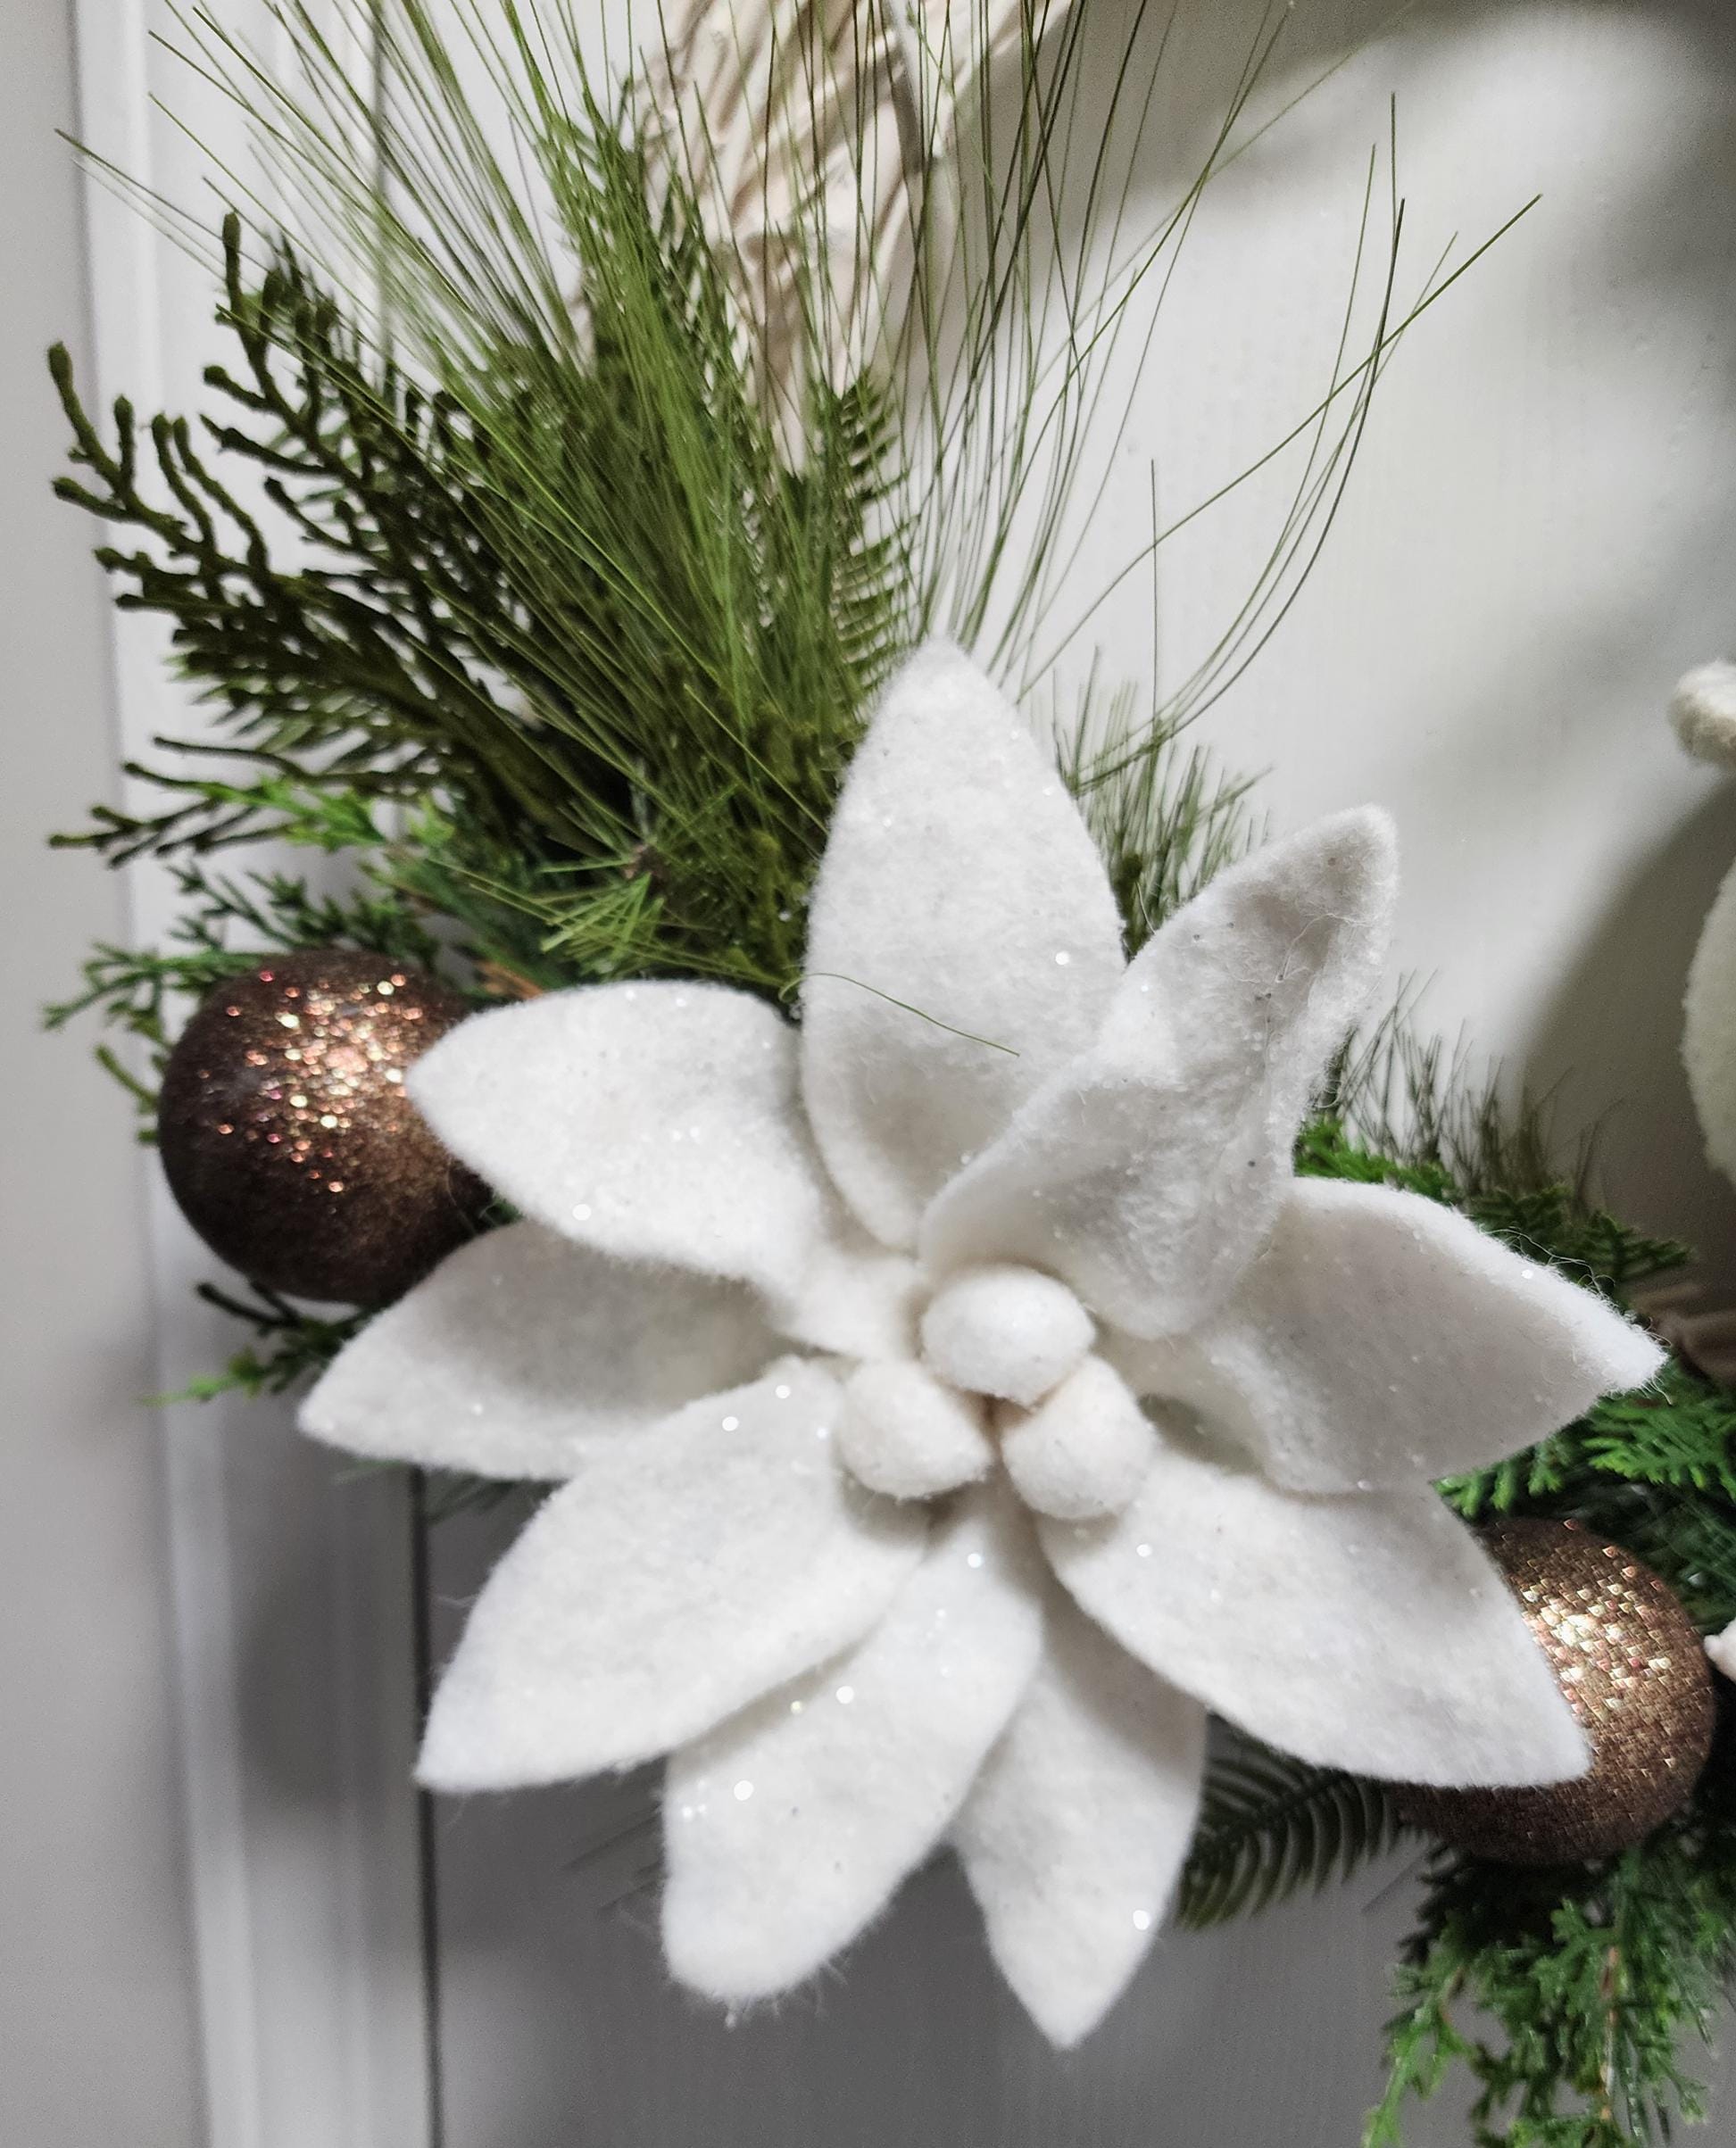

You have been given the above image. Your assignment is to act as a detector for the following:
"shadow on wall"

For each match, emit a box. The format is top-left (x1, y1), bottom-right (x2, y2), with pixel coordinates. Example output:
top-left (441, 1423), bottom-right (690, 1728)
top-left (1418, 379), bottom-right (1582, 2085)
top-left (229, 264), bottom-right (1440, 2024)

top-left (1526, 784), bottom-right (1736, 1287)
top-left (984, 0), bottom-right (1736, 1281)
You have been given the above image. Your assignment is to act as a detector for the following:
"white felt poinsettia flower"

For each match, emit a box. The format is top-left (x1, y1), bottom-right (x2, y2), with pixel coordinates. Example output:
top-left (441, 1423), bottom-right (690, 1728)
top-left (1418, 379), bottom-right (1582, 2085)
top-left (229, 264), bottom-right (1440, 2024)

top-left (303, 643), bottom-right (1663, 2047)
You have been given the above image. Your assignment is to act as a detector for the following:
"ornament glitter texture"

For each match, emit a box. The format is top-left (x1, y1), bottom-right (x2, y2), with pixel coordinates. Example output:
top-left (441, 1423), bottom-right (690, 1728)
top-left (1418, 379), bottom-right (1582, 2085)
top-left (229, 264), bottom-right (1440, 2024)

top-left (157, 951), bottom-right (488, 1305)
top-left (1399, 1520), bottom-right (1715, 1865)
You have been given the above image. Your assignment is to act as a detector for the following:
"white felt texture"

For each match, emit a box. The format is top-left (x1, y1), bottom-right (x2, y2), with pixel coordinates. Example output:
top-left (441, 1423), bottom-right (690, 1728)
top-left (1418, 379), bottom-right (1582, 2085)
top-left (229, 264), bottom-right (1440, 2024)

top-left (661, 1482), bottom-right (1045, 2003)
top-left (777, 1229), bottom-right (921, 1363)
top-left (998, 1356), bottom-right (1156, 1521)
top-left (919, 1262), bottom-right (1095, 1406)
top-left (1706, 1617), bottom-right (1736, 1685)
top-left (300, 1222), bottom-right (777, 1480)
top-left (951, 1593), bottom-right (1207, 2047)
top-left (838, 1361), bottom-right (995, 1500)
top-left (1671, 659), bottom-right (1736, 770)
top-left (921, 810), bottom-right (1398, 1339)
top-left (1683, 856), bottom-right (1736, 1191)
top-left (1109, 1179), bottom-right (1663, 1493)
top-left (801, 643), bottom-right (1125, 1250)
top-left (409, 981), bottom-right (836, 1309)
top-left (417, 1360), bottom-right (926, 1791)
top-left (1044, 1433), bottom-right (1590, 1788)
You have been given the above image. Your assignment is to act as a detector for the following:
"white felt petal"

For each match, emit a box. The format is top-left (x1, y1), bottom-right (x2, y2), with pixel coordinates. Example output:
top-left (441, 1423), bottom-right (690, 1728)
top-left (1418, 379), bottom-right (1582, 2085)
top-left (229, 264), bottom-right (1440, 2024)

top-left (417, 1360), bottom-right (926, 1791)
top-left (801, 642), bottom-right (1125, 1249)
top-left (999, 1356), bottom-right (1157, 1521)
top-left (1109, 1180), bottom-right (1664, 1493)
top-left (922, 810), bottom-right (1398, 1338)
top-left (952, 1595), bottom-right (1206, 2047)
top-left (300, 1222), bottom-right (776, 1480)
top-left (839, 1361), bottom-right (995, 1500)
top-left (920, 1263), bottom-right (1094, 1406)
top-left (777, 1230), bottom-right (922, 1363)
top-left (409, 981), bottom-right (837, 1308)
top-left (661, 1483), bottom-right (1045, 2004)
top-left (1043, 1435), bottom-right (1590, 1787)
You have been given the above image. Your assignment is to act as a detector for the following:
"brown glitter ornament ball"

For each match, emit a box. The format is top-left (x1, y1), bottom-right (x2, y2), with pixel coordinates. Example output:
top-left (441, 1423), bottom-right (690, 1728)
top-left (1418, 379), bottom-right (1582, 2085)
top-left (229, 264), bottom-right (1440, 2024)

top-left (1397, 1519), bottom-right (1715, 1865)
top-left (157, 951), bottom-right (490, 1305)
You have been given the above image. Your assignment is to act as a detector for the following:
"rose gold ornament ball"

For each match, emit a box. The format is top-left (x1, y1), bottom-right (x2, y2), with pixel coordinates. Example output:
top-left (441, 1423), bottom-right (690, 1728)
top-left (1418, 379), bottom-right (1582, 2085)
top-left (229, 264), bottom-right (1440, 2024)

top-left (157, 951), bottom-right (490, 1305)
top-left (1397, 1518), bottom-right (1715, 1866)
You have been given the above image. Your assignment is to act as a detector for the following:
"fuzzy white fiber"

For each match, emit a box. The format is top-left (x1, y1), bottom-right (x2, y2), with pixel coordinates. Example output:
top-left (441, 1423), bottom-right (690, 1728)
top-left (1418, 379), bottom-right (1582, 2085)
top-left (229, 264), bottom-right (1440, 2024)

top-left (919, 810), bottom-right (1398, 1338)
top-left (801, 643), bottom-right (1124, 1248)
top-left (409, 982), bottom-right (837, 1310)
top-left (1043, 1434), bottom-right (1590, 1787)
top-left (417, 1360), bottom-right (926, 1791)
top-left (1706, 1617), bottom-right (1736, 1684)
top-left (304, 640), bottom-right (1665, 2048)
top-left (838, 1360), bottom-right (994, 1499)
top-left (661, 1485), bottom-right (1044, 2002)
top-left (301, 1222), bottom-right (776, 1480)
top-left (919, 1261), bottom-right (1095, 1405)
top-left (1683, 861), bottom-right (1736, 1192)
top-left (998, 1356), bottom-right (1155, 1521)
top-left (1112, 1179), bottom-right (1664, 1494)
top-left (1671, 660), bottom-right (1736, 770)
top-left (952, 1595), bottom-right (1206, 2046)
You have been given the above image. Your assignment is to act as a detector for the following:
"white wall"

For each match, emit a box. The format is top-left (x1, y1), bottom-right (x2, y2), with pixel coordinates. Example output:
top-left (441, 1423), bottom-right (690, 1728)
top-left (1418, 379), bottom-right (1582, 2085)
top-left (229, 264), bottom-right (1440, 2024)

top-left (0, 2), bottom-right (202, 2140)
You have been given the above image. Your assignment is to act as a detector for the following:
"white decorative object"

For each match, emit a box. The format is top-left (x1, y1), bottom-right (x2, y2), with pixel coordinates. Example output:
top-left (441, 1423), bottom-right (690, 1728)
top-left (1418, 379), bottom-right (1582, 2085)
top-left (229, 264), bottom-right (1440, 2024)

top-left (1675, 659), bottom-right (1736, 1190)
top-left (1706, 1614), bottom-right (1736, 1686)
top-left (638, 0), bottom-right (1024, 396)
top-left (303, 643), bottom-right (1663, 2045)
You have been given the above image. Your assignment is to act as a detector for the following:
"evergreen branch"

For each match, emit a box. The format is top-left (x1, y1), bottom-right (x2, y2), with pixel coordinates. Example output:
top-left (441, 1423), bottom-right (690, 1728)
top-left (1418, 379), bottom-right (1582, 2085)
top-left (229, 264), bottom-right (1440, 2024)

top-left (154, 1280), bottom-right (364, 1402)
top-left (1178, 1736), bottom-right (1408, 1928)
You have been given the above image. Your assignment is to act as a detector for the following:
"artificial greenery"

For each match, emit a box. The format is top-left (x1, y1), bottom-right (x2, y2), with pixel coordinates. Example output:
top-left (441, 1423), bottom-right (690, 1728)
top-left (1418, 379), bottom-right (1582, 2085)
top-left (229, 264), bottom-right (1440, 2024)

top-left (47, 4), bottom-right (1736, 2142)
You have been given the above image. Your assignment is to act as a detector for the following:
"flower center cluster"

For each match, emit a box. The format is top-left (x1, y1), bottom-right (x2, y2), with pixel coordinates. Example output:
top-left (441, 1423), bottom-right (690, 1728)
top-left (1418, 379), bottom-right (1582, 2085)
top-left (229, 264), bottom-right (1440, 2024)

top-left (835, 1262), bottom-right (1156, 1523)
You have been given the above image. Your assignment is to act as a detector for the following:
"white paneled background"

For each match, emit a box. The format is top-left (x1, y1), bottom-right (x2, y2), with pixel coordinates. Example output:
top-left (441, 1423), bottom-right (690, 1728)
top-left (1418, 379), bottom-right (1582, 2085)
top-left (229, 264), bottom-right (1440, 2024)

top-left (7, 0), bottom-right (1736, 2142)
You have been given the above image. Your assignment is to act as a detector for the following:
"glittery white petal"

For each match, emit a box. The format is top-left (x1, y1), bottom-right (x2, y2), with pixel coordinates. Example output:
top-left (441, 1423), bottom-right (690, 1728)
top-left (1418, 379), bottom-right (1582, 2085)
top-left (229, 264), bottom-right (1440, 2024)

top-left (1043, 1435), bottom-right (1589, 1788)
top-left (921, 810), bottom-right (1397, 1335)
top-left (300, 1222), bottom-right (777, 1480)
top-left (661, 1481), bottom-right (1043, 2004)
top-left (802, 643), bottom-right (1125, 1249)
top-left (952, 1594), bottom-right (1206, 2047)
top-left (417, 1359), bottom-right (926, 1791)
top-left (1109, 1179), bottom-right (1664, 1494)
top-left (409, 981), bottom-right (841, 1310)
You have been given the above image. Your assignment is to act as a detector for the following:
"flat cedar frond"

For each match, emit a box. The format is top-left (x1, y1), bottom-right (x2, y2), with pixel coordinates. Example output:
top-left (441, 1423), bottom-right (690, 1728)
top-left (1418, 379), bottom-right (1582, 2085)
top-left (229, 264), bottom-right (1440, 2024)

top-left (1177, 1735), bottom-right (1407, 1928)
top-left (1373, 1804), bottom-right (1736, 2148)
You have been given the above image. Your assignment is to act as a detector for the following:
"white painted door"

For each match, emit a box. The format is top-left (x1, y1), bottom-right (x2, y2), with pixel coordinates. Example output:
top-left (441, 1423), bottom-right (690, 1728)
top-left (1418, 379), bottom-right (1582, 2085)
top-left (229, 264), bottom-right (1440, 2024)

top-left (52, 1), bottom-right (1736, 2143)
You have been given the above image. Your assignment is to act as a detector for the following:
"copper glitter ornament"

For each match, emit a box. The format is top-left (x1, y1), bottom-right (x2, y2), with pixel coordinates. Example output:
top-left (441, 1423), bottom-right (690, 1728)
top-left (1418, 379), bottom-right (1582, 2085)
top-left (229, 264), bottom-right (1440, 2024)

top-left (157, 951), bottom-right (489, 1305)
top-left (1397, 1519), bottom-right (1715, 1865)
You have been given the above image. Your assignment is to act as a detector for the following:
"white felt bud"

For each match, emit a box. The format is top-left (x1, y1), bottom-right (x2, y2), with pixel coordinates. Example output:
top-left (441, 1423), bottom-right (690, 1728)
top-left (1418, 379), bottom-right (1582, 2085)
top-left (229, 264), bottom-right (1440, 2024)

top-left (920, 1264), bottom-right (1094, 1406)
top-left (1671, 660), bottom-right (1736, 769)
top-left (998, 1357), bottom-right (1156, 1521)
top-left (838, 1362), bottom-right (995, 1500)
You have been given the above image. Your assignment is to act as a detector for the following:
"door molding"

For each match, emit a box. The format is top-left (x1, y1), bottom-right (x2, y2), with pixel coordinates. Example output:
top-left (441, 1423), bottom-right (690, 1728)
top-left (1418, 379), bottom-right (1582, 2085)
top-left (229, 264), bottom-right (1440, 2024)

top-left (71, 7), bottom-right (434, 2143)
